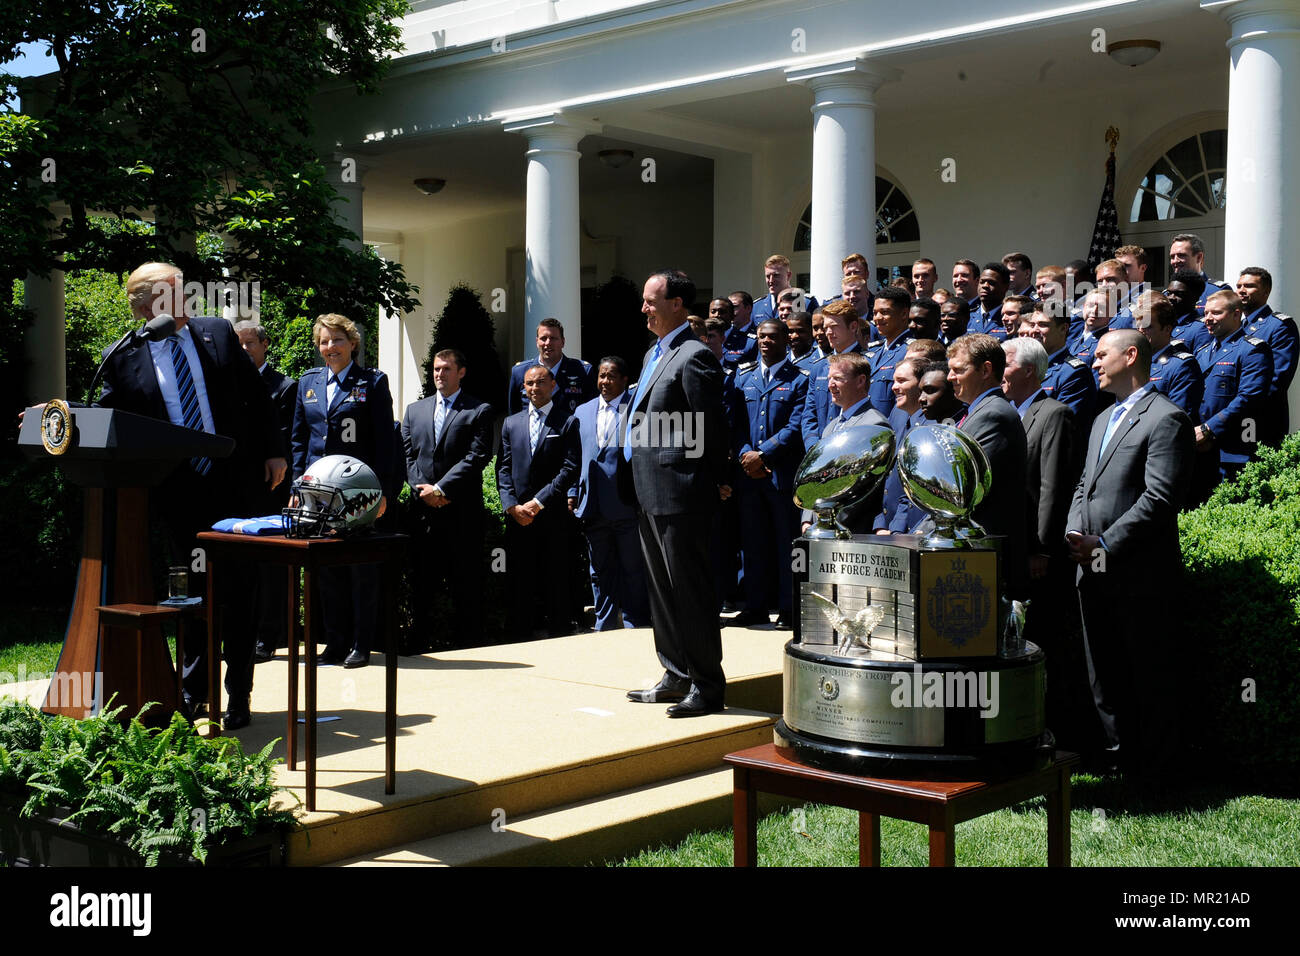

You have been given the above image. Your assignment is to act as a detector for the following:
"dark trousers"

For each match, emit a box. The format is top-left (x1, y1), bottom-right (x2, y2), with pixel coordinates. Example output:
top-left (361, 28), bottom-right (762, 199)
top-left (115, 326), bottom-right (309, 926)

top-left (739, 478), bottom-right (798, 616)
top-left (582, 514), bottom-right (650, 630)
top-left (411, 503), bottom-right (485, 647)
top-left (639, 510), bottom-right (726, 704)
top-left (318, 563), bottom-right (381, 656)
top-left (504, 515), bottom-right (572, 640)
top-left (1025, 558), bottom-right (1099, 754)
top-left (1077, 574), bottom-right (1179, 775)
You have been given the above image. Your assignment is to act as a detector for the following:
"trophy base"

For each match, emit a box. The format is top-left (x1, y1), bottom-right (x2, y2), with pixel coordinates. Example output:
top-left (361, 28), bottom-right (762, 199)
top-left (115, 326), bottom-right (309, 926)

top-left (773, 719), bottom-right (1054, 780)
top-left (777, 640), bottom-right (1048, 779)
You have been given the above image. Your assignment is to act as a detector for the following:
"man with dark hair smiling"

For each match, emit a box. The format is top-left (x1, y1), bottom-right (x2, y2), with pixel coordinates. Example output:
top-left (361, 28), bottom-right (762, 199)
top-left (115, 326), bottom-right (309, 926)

top-left (866, 285), bottom-right (914, 416)
top-left (1236, 266), bottom-right (1298, 446)
top-left (970, 263), bottom-right (1011, 338)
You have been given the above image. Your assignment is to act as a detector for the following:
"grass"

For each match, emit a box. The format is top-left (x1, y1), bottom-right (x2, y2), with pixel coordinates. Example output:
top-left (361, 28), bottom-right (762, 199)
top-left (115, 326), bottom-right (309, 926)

top-left (0, 607), bottom-right (65, 681)
top-left (619, 774), bottom-right (1300, 867)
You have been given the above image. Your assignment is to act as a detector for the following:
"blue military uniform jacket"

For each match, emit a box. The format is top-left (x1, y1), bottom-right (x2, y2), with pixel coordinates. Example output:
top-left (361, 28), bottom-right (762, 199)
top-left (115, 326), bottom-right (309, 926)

top-left (1196, 327), bottom-right (1273, 465)
top-left (790, 347), bottom-right (821, 373)
top-left (1195, 274), bottom-right (1232, 316)
top-left (721, 322), bottom-right (759, 368)
top-left (865, 331), bottom-right (915, 418)
top-left (874, 407), bottom-right (927, 533)
top-left (800, 342), bottom-right (864, 449)
top-left (753, 291), bottom-right (819, 326)
top-left (1171, 314), bottom-right (1213, 354)
top-left (1042, 347), bottom-right (1098, 422)
top-left (507, 355), bottom-right (595, 418)
top-left (731, 359), bottom-right (809, 493)
top-left (968, 303), bottom-right (1006, 339)
top-left (1148, 342), bottom-right (1204, 424)
top-left (292, 363), bottom-right (397, 493)
top-left (1243, 304), bottom-right (1299, 443)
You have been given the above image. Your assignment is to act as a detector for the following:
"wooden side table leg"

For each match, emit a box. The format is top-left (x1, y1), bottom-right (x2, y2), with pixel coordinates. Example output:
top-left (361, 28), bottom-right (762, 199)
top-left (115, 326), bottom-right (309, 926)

top-left (135, 631), bottom-right (143, 716)
top-left (206, 565), bottom-right (221, 737)
top-left (732, 767), bottom-right (757, 867)
top-left (175, 620), bottom-right (186, 707)
top-left (384, 556), bottom-right (397, 796)
top-left (928, 809), bottom-right (956, 867)
top-left (304, 566), bottom-right (318, 813)
top-left (1048, 764), bottom-right (1072, 867)
top-left (286, 565), bottom-right (299, 772)
top-left (859, 812), bottom-right (881, 866)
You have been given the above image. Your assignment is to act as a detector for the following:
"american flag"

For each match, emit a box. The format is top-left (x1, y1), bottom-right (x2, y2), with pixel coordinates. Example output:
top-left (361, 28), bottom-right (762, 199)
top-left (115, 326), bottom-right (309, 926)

top-left (1087, 146), bottom-right (1121, 270)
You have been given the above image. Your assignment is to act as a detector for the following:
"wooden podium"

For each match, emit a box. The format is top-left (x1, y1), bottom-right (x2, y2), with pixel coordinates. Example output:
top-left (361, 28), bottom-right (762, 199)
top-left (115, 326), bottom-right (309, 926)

top-left (19, 405), bottom-right (234, 721)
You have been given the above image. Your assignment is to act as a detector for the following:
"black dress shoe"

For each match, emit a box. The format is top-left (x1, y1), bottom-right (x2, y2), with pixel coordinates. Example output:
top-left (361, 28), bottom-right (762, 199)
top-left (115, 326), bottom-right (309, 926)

top-left (317, 650), bottom-right (347, 665)
top-left (253, 643), bottom-right (274, 663)
top-left (222, 701), bottom-right (251, 731)
top-left (774, 614), bottom-right (792, 630)
top-left (183, 695), bottom-right (208, 720)
top-left (726, 610), bottom-right (770, 628)
top-left (627, 672), bottom-right (691, 703)
top-left (666, 689), bottom-right (723, 718)
top-left (343, 650), bottom-right (370, 669)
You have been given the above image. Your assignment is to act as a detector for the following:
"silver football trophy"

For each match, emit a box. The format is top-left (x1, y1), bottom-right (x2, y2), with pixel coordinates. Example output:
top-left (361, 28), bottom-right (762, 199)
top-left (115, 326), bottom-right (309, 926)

top-left (778, 423), bottom-right (1049, 777)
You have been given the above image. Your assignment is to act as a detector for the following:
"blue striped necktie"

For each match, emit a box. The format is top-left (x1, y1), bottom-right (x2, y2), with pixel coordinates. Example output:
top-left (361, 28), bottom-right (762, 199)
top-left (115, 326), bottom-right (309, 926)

top-left (168, 335), bottom-right (212, 476)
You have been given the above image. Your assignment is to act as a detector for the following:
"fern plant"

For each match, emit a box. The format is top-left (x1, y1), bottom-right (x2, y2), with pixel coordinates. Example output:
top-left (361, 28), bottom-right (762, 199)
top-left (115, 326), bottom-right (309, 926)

top-left (0, 700), bottom-right (297, 865)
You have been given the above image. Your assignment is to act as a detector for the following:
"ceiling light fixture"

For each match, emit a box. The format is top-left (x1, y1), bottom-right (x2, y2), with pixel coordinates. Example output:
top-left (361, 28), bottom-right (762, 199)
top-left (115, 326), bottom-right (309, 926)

top-left (1107, 39), bottom-right (1161, 67)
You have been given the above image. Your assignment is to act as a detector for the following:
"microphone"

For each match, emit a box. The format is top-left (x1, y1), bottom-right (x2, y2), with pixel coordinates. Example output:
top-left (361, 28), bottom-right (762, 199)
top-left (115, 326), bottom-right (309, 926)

top-left (84, 314), bottom-right (179, 404)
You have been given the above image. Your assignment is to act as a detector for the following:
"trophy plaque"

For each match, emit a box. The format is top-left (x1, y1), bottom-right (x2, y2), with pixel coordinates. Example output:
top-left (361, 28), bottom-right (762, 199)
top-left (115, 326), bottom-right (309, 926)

top-left (777, 423), bottom-right (1049, 777)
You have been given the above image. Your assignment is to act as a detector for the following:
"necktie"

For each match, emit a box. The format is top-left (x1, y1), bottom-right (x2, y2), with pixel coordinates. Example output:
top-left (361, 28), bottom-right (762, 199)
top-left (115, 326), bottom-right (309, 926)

top-left (327, 373), bottom-right (341, 408)
top-left (762, 366), bottom-right (771, 387)
top-left (168, 335), bottom-right (211, 476)
top-left (1098, 403), bottom-right (1129, 461)
top-left (624, 342), bottom-right (663, 461)
top-left (530, 408), bottom-right (543, 451)
top-left (599, 403), bottom-right (614, 448)
top-left (434, 396), bottom-right (447, 444)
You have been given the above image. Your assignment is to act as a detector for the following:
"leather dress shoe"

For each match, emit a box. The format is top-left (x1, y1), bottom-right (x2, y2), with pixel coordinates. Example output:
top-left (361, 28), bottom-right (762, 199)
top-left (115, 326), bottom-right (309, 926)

top-left (725, 610), bottom-right (770, 628)
top-left (253, 643), bottom-right (274, 663)
top-left (222, 700), bottom-right (251, 731)
top-left (343, 650), bottom-right (370, 669)
top-left (317, 650), bottom-right (347, 666)
top-left (774, 614), bottom-right (792, 630)
top-left (183, 695), bottom-right (208, 720)
top-left (627, 672), bottom-right (691, 703)
top-left (666, 689), bottom-right (723, 718)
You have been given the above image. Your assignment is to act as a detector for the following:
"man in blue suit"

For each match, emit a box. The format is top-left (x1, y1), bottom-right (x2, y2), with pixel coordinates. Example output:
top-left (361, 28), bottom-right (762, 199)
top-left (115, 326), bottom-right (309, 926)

top-left (970, 263), bottom-right (1010, 338)
top-left (567, 357), bottom-right (650, 631)
top-left (497, 364), bottom-right (581, 640)
top-left (506, 317), bottom-right (595, 418)
top-left (1164, 272), bottom-right (1214, 354)
top-left (865, 286), bottom-right (915, 416)
top-left (292, 313), bottom-right (396, 668)
top-left (402, 348), bottom-right (495, 648)
top-left (1237, 266), bottom-right (1298, 447)
top-left (729, 320), bottom-right (809, 628)
top-left (1169, 233), bottom-right (1231, 315)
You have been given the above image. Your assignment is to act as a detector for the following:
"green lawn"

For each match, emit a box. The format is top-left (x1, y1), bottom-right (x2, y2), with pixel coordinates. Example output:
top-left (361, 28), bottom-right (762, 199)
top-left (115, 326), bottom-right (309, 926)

top-left (0, 608), bottom-right (65, 682)
top-left (619, 774), bottom-right (1300, 867)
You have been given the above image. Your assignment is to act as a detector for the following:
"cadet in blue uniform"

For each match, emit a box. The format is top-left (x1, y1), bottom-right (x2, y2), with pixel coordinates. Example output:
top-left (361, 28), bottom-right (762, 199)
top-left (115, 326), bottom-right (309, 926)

top-left (1169, 233), bottom-right (1231, 315)
top-left (716, 296), bottom-right (758, 369)
top-left (873, 355), bottom-right (928, 534)
top-left (292, 312), bottom-right (396, 667)
top-left (1164, 272), bottom-right (1214, 354)
top-left (1195, 290), bottom-right (1273, 490)
top-left (786, 311), bottom-right (821, 372)
top-left (729, 320), bottom-right (808, 628)
top-left (506, 317), bottom-right (595, 417)
top-left (1025, 300), bottom-right (1098, 424)
top-left (969, 263), bottom-right (1010, 339)
top-left (938, 298), bottom-right (970, 347)
top-left (800, 300), bottom-right (865, 449)
top-left (1237, 267), bottom-right (1299, 447)
top-left (1132, 290), bottom-right (1204, 423)
top-left (865, 286), bottom-right (915, 417)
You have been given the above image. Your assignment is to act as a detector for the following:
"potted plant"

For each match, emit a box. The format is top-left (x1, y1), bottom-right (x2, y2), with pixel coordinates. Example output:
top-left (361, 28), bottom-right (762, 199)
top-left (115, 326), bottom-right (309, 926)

top-left (0, 699), bottom-right (296, 866)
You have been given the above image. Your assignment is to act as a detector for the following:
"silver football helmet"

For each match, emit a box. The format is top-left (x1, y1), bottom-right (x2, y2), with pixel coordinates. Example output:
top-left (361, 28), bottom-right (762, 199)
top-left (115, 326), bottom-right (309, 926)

top-left (283, 454), bottom-right (383, 537)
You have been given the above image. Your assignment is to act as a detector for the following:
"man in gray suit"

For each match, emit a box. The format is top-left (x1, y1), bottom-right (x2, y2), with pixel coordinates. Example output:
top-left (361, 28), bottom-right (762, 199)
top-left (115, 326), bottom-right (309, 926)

top-left (625, 269), bottom-right (730, 717)
top-left (1067, 329), bottom-right (1194, 778)
top-left (947, 333), bottom-right (1028, 598)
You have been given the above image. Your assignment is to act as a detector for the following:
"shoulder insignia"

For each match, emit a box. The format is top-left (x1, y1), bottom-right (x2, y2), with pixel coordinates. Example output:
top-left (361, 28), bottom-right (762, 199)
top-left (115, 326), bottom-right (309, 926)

top-left (1157, 354), bottom-right (1170, 364)
top-left (1174, 351), bottom-right (1194, 360)
top-left (1246, 336), bottom-right (1267, 348)
top-left (1272, 312), bottom-right (1293, 323)
top-left (738, 361), bottom-right (758, 373)
top-left (513, 359), bottom-right (532, 369)
top-left (1066, 357), bottom-right (1087, 369)
top-left (799, 368), bottom-right (810, 377)
top-left (578, 359), bottom-right (592, 372)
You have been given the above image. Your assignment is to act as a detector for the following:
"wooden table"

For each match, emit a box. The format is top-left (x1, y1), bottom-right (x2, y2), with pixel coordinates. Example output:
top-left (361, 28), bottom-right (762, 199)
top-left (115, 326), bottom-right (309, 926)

top-left (94, 602), bottom-right (201, 722)
top-left (196, 531), bottom-right (408, 811)
top-left (725, 743), bottom-right (1078, 866)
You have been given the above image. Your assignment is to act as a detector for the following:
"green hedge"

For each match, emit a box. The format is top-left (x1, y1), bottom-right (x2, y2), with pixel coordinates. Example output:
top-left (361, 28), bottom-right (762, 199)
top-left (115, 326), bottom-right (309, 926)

top-left (1179, 434), bottom-right (1300, 771)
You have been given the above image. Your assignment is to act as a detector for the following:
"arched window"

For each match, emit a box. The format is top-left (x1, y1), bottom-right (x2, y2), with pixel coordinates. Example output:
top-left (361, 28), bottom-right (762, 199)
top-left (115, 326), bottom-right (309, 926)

top-left (1129, 129), bottom-right (1226, 222)
top-left (793, 176), bottom-right (920, 252)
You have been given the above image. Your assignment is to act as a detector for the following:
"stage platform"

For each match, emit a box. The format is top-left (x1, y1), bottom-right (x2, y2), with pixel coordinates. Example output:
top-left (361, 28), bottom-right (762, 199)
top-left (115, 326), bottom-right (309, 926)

top-left (3, 624), bottom-right (790, 866)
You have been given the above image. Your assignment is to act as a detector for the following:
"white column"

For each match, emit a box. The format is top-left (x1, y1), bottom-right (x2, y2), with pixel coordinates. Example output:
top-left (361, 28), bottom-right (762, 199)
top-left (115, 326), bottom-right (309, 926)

top-left (787, 58), bottom-right (899, 302)
top-left (326, 152), bottom-right (368, 255)
top-left (1208, 0), bottom-right (1300, 434)
top-left (504, 114), bottom-right (599, 361)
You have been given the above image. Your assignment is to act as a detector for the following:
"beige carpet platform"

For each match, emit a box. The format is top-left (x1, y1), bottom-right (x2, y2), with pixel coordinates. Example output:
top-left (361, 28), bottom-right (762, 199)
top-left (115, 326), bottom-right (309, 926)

top-left (150, 624), bottom-right (783, 865)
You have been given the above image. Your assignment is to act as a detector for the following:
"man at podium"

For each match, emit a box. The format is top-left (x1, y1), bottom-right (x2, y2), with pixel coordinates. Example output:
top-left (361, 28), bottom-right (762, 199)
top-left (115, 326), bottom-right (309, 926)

top-left (96, 262), bottom-right (287, 730)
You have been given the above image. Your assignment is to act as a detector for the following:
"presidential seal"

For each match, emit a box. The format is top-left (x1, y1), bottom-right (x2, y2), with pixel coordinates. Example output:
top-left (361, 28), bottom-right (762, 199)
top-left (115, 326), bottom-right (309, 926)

top-left (40, 399), bottom-right (73, 456)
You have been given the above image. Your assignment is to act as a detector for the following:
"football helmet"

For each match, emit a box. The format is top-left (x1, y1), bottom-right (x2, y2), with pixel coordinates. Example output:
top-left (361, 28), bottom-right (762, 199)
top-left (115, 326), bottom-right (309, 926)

top-left (283, 454), bottom-right (383, 537)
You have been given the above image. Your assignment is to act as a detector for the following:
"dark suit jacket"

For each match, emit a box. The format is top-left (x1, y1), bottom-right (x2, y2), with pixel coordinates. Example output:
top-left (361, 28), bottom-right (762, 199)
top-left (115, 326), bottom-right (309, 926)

top-left (960, 391), bottom-right (1028, 593)
top-left (292, 364), bottom-right (396, 494)
top-left (497, 403), bottom-right (579, 516)
top-left (261, 365), bottom-right (297, 506)
top-left (1067, 389), bottom-right (1193, 584)
top-left (97, 315), bottom-right (277, 509)
top-left (569, 392), bottom-right (637, 523)
top-left (1022, 393), bottom-right (1076, 559)
top-left (627, 324), bottom-right (729, 516)
top-left (402, 389), bottom-right (495, 511)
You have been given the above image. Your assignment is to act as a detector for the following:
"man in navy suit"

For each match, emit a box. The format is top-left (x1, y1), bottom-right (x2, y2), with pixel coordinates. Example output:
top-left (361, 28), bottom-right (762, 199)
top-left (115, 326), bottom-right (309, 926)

top-left (402, 348), bottom-right (495, 648)
top-left (292, 314), bottom-right (395, 667)
top-left (235, 320), bottom-right (298, 663)
top-left (506, 318), bottom-right (595, 418)
top-left (729, 320), bottom-right (808, 628)
top-left (497, 364), bottom-right (581, 640)
top-left (97, 263), bottom-right (286, 729)
top-left (566, 357), bottom-right (650, 631)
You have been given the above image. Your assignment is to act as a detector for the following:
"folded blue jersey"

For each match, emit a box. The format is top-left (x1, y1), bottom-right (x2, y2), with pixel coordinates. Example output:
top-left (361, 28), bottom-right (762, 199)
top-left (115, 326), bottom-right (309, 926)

top-left (211, 515), bottom-right (289, 535)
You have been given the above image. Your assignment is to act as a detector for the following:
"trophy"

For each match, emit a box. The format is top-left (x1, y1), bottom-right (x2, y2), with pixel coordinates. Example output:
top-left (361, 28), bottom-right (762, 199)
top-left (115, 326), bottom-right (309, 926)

top-left (778, 423), bottom-right (1048, 777)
